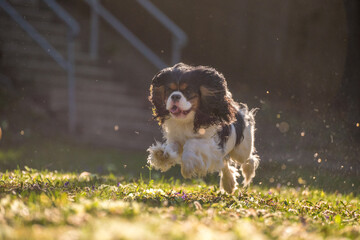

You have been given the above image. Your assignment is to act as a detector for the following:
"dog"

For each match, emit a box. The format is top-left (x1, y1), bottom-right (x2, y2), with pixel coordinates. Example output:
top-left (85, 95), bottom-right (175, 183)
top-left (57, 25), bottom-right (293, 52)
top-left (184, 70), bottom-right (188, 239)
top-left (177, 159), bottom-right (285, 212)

top-left (147, 63), bottom-right (259, 193)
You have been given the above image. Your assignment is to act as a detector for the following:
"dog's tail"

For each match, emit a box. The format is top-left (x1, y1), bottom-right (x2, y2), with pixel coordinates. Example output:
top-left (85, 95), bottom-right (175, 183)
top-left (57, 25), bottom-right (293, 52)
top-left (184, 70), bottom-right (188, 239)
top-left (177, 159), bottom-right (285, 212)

top-left (220, 161), bottom-right (239, 194)
top-left (239, 104), bottom-right (258, 127)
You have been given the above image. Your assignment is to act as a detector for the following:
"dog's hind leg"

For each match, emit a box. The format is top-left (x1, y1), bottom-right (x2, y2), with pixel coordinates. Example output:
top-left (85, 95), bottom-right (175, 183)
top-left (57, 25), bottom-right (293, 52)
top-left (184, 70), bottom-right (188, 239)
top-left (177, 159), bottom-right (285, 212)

top-left (228, 111), bottom-right (260, 187)
top-left (220, 160), bottom-right (239, 194)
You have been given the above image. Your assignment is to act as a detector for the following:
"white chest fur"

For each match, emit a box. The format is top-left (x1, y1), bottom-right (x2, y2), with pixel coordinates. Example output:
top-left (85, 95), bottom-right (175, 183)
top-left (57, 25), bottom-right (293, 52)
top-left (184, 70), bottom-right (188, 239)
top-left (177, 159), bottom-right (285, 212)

top-left (163, 116), bottom-right (219, 146)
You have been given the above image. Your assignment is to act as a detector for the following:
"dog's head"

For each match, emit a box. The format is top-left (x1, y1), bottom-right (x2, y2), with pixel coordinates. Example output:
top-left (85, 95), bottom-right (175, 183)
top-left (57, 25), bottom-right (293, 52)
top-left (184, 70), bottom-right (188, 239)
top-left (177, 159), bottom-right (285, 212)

top-left (149, 63), bottom-right (237, 131)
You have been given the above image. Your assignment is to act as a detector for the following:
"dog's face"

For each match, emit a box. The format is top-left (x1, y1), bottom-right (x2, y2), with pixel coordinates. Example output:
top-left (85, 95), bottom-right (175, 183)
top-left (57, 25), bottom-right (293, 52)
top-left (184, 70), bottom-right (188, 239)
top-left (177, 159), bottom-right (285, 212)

top-left (164, 81), bottom-right (198, 120)
top-left (149, 63), bottom-right (237, 131)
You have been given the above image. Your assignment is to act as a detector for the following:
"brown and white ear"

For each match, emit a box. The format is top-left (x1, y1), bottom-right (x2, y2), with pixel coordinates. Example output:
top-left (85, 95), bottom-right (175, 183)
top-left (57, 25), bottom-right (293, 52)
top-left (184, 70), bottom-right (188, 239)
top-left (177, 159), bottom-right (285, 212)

top-left (149, 71), bottom-right (169, 125)
top-left (194, 68), bottom-right (237, 131)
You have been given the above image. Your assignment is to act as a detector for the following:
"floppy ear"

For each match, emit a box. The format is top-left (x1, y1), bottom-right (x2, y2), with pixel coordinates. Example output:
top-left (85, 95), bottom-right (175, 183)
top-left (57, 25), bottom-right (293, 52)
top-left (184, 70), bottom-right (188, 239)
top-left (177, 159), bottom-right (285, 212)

top-left (149, 72), bottom-right (169, 125)
top-left (194, 68), bottom-right (237, 131)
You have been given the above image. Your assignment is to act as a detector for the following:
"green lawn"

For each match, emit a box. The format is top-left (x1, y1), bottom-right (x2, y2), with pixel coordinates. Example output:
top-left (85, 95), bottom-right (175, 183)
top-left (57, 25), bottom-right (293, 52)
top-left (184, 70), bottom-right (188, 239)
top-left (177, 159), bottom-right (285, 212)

top-left (0, 136), bottom-right (359, 239)
top-left (1, 136), bottom-right (358, 195)
top-left (0, 168), bottom-right (359, 240)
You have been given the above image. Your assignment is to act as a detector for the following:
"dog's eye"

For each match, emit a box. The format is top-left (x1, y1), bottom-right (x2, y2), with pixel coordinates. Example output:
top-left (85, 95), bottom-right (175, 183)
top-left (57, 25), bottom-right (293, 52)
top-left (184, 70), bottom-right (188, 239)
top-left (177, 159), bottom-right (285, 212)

top-left (182, 88), bottom-right (190, 94)
top-left (164, 86), bottom-right (172, 92)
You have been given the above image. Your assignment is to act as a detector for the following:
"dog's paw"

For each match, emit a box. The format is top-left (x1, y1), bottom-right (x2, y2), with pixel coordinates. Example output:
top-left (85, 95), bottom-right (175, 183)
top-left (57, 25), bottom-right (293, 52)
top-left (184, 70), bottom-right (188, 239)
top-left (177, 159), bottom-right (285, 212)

top-left (147, 142), bottom-right (176, 172)
top-left (180, 161), bottom-right (196, 179)
top-left (220, 163), bottom-right (239, 194)
top-left (241, 155), bottom-right (259, 186)
top-left (181, 152), bottom-right (205, 179)
top-left (154, 147), bottom-right (169, 160)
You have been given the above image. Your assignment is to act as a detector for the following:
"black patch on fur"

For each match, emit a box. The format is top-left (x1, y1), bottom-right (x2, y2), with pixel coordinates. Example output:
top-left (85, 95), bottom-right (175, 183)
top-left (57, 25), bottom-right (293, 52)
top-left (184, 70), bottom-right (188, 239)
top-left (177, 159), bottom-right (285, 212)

top-left (148, 70), bottom-right (170, 124)
top-left (217, 110), bottom-right (246, 150)
top-left (233, 111), bottom-right (246, 146)
top-left (217, 124), bottom-right (231, 149)
top-left (193, 67), bottom-right (237, 132)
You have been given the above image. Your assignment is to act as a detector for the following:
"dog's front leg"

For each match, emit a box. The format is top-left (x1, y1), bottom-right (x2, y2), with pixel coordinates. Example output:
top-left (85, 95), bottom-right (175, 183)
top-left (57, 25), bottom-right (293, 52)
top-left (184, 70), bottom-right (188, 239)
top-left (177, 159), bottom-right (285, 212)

top-left (147, 141), bottom-right (180, 172)
top-left (181, 138), bottom-right (223, 179)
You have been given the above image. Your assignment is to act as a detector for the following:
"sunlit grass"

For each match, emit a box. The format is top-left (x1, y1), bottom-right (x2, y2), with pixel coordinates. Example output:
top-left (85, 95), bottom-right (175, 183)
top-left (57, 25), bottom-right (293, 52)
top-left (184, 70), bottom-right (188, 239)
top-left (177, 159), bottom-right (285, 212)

top-left (0, 136), bottom-right (358, 239)
top-left (1, 136), bottom-right (358, 196)
top-left (0, 168), bottom-right (359, 240)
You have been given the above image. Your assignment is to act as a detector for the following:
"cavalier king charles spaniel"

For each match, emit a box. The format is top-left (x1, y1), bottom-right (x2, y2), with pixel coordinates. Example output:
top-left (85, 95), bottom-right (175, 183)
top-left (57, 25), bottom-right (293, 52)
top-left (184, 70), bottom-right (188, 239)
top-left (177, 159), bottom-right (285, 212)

top-left (147, 63), bottom-right (259, 194)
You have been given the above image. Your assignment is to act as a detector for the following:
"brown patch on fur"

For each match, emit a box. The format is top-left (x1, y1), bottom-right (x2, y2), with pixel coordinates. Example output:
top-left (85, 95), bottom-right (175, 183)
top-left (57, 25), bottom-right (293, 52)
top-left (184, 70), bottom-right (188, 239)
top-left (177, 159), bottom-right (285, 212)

top-left (200, 85), bottom-right (217, 97)
top-left (168, 82), bottom-right (177, 90)
top-left (189, 95), bottom-right (200, 111)
top-left (179, 82), bottom-right (188, 91)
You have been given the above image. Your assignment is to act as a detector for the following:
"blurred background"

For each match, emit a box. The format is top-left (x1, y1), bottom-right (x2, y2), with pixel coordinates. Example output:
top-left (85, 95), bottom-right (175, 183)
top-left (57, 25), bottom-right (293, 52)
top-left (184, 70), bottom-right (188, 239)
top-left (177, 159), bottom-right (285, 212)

top-left (0, 0), bottom-right (359, 192)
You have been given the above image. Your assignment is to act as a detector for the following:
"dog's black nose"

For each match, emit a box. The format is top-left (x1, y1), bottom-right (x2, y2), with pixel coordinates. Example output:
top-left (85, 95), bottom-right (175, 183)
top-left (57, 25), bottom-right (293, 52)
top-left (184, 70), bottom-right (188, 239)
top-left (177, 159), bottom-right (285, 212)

top-left (171, 94), bottom-right (181, 101)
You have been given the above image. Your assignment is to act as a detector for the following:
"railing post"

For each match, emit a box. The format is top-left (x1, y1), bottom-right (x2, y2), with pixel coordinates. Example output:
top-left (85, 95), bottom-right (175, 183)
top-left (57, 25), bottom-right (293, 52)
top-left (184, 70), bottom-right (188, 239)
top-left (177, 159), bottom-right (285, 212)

top-left (90, 0), bottom-right (99, 60)
top-left (67, 31), bottom-right (76, 133)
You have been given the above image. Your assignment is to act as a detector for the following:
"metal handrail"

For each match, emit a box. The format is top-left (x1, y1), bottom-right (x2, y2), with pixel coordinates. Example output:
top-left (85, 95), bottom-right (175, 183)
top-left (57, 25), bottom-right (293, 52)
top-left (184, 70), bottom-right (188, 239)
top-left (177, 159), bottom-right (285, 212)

top-left (137, 0), bottom-right (187, 44)
top-left (0, 0), bottom-right (80, 133)
top-left (84, 0), bottom-right (166, 69)
top-left (136, 0), bottom-right (187, 65)
top-left (43, 0), bottom-right (80, 133)
top-left (85, 0), bottom-right (188, 69)
top-left (0, 0), bottom-right (68, 70)
top-left (43, 0), bottom-right (80, 36)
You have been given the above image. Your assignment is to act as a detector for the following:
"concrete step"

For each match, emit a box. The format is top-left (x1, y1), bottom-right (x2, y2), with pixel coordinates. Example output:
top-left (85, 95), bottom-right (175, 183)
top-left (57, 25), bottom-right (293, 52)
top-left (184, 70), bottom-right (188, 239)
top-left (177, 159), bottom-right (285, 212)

top-left (49, 97), bottom-right (149, 120)
top-left (10, 6), bottom-right (54, 21)
top-left (79, 120), bottom-right (156, 149)
top-left (34, 76), bottom-right (127, 94)
top-left (7, 0), bottom-right (39, 7)
top-left (2, 43), bottom-right (98, 66)
top-left (77, 102), bottom-right (150, 120)
top-left (0, 18), bottom-right (68, 36)
top-left (48, 88), bottom-right (146, 112)
top-left (10, 73), bottom-right (115, 94)
top-left (80, 115), bottom-right (155, 134)
top-left (3, 59), bottom-right (113, 79)
top-left (53, 108), bottom-right (152, 133)
top-left (0, 27), bottom-right (74, 51)
top-left (0, 0), bottom-right (159, 150)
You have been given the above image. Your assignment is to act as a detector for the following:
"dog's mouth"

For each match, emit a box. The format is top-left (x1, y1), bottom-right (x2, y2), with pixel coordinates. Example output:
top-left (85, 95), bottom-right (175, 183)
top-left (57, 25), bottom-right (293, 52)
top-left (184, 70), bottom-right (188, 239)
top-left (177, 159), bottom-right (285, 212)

top-left (169, 105), bottom-right (191, 117)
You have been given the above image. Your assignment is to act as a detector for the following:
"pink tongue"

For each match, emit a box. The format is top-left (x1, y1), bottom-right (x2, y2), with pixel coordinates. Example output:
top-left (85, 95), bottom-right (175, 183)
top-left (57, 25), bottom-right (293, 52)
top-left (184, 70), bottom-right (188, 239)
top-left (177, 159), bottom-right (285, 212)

top-left (170, 106), bottom-right (181, 114)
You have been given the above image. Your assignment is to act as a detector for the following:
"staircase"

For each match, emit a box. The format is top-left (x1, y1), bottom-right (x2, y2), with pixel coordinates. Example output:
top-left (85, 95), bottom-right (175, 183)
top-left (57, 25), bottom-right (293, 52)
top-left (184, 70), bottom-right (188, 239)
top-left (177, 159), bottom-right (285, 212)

top-left (0, 0), bottom-right (162, 149)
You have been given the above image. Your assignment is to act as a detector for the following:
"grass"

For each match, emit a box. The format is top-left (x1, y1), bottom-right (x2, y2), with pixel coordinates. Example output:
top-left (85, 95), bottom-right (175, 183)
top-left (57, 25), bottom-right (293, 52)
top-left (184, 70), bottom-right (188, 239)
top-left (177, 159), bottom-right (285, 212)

top-left (0, 136), bottom-right (359, 239)
top-left (0, 167), bottom-right (359, 240)
top-left (0, 135), bottom-right (147, 176)
top-left (1, 136), bottom-right (358, 194)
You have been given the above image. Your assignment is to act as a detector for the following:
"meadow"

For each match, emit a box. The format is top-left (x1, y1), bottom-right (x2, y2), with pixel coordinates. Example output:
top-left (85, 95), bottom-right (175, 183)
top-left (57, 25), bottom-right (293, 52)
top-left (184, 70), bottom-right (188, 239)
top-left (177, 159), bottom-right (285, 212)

top-left (0, 137), bottom-right (359, 239)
